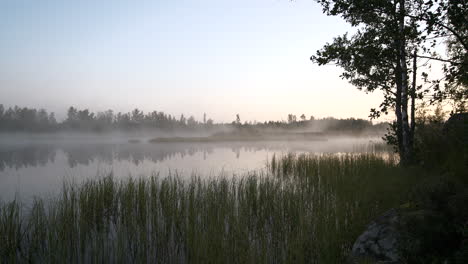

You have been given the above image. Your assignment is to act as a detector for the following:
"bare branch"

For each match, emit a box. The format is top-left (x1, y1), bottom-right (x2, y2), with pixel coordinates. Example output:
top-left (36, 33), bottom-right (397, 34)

top-left (406, 14), bottom-right (468, 51)
top-left (415, 54), bottom-right (463, 65)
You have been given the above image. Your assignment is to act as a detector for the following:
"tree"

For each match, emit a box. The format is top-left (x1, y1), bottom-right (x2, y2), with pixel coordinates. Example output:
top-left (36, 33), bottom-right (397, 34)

top-left (179, 114), bottom-right (186, 125)
top-left (97, 110), bottom-right (114, 126)
top-left (77, 109), bottom-right (94, 122)
top-left (413, 0), bottom-right (468, 111)
top-left (67, 107), bottom-right (78, 123)
top-left (37, 109), bottom-right (49, 128)
top-left (187, 116), bottom-right (197, 127)
top-left (131, 108), bottom-right (144, 123)
top-left (48, 113), bottom-right (57, 125)
top-left (300, 114), bottom-right (306, 121)
top-left (287, 114), bottom-right (297, 124)
top-left (311, 0), bottom-right (436, 165)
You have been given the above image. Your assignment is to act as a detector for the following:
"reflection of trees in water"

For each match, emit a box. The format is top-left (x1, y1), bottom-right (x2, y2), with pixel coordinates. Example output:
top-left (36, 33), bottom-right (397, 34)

top-left (114, 143), bottom-right (218, 165)
top-left (0, 145), bottom-right (56, 170)
top-left (63, 143), bottom-right (261, 166)
top-left (113, 144), bottom-right (196, 165)
top-left (63, 144), bottom-right (115, 168)
top-left (233, 147), bottom-right (240, 159)
top-left (0, 140), bottom-right (378, 170)
top-left (0, 142), bottom-right (270, 170)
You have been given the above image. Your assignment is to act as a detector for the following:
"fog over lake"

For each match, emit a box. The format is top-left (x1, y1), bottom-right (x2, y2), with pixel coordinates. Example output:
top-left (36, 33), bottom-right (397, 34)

top-left (0, 135), bottom-right (383, 202)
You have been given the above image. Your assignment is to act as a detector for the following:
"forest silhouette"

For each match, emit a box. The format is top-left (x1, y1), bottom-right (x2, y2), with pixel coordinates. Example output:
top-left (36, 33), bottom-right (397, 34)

top-left (0, 104), bottom-right (388, 134)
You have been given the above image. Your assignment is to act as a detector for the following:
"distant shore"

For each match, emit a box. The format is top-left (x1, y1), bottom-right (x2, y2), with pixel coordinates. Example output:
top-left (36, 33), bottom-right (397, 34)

top-left (149, 132), bottom-right (328, 143)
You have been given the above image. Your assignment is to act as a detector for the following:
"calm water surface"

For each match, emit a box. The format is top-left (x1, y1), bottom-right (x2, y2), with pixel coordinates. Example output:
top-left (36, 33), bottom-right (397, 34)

top-left (0, 137), bottom-right (383, 202)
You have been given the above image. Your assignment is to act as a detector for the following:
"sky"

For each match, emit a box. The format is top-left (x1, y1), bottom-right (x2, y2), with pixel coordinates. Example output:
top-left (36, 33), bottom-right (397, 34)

top-left (0, 0), bottom-right (387, 123)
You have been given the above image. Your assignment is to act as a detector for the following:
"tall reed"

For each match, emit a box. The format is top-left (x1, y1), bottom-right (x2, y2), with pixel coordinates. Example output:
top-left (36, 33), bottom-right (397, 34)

top-left (0, 153), bottom-right (426, 263)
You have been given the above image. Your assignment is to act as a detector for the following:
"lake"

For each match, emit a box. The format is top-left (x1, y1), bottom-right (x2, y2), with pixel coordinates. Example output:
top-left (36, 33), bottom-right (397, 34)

top-left (0, 136), bottom-right (384, 202)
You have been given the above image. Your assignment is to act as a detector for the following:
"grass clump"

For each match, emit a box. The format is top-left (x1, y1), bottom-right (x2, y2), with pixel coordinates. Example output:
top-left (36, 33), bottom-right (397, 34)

top-left (0, 153), bottom-right (428, 263)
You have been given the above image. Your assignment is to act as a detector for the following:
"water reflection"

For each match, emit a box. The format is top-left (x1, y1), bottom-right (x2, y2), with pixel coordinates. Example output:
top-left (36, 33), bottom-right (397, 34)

top-left (0, 138), bottom-right (385, 202)
top-left (0, 145), bottom-right (56, 170)
top-left (0, 139), bottom-right (383, 171)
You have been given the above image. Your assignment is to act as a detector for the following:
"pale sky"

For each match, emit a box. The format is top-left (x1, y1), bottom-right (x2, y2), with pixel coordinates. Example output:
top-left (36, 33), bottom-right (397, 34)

top-left (0, 0), bottom-right (386, 122)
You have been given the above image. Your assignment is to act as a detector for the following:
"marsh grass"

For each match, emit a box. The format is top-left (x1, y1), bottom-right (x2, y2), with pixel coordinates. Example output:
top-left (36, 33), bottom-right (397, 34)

top-left (0, 153), bottom-right (427, 263)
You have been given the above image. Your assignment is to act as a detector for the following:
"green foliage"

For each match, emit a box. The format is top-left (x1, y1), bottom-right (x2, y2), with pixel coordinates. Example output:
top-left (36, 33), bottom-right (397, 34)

top-left (0, 199), bottom-right (22, 262)
top-left (311, 0), bottom-right (429, 165)
top-left (413, 118), bottom-right (467, 179)
top-left (382, 121), bottom-right (399, 153)
top-left (312, 0), bottom-right (467, 164)
top-left (420, 0), bottom-right (468, 94)
top-left (400, 178), bottom-right (468, 263)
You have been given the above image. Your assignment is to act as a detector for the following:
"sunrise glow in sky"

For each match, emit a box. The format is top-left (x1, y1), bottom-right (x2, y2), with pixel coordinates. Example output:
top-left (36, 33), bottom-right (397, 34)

top-left (0, 0), bottom-right (386, 122)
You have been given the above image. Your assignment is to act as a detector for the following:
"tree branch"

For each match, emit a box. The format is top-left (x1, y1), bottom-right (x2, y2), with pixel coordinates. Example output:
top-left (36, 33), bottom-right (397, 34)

top-left (415, 54), bottom-right (463, 65)
top-left (406, 14), bottom-right (468, 51)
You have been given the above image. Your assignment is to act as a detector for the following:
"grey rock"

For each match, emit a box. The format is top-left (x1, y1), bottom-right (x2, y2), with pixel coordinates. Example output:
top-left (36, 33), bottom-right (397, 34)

top-left (350, 209), bottom-right (401, 263)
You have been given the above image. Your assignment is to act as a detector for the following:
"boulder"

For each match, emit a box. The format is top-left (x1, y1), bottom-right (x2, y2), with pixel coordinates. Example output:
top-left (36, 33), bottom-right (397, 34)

top-left (350, 209), bottom-right (401, 263)
top-left (350, 206), bottom-right (465, 263)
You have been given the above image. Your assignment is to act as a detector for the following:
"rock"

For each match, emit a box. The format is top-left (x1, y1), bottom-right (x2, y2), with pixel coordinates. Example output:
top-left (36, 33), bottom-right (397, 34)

top-left (350, 209), bottom-right (401, 263)
top-left (350, 185), bottom-right (468, 263)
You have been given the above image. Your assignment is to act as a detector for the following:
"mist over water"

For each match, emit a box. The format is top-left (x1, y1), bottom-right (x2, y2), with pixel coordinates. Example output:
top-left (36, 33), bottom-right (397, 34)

top-left (0, 135), bottom-right (385, 202)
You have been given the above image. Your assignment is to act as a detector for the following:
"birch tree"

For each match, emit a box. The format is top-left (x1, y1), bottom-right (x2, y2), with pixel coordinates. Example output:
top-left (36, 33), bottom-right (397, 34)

top-left (311, 0), bottom-right (432, 164)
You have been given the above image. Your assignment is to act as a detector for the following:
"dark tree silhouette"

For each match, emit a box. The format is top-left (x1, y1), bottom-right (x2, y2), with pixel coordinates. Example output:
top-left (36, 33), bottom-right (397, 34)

top-left (0, 104), bottom-right (386, 135)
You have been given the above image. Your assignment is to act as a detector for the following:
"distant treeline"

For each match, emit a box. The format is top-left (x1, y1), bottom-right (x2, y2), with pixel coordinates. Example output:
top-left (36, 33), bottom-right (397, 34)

top-left (0, 104), bottom-right (388, 133)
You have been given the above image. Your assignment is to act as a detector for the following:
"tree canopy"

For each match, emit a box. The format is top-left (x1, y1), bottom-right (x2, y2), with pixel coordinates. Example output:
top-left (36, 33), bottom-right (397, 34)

top-left (0, 104), bottom-right (386, 135)
top-left (311, 0), bottom-right (467, 164)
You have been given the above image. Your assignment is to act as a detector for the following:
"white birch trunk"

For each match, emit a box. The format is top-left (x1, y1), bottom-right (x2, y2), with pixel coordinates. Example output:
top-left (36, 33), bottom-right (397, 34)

top-left (398, 0), bottom-right (411, 164)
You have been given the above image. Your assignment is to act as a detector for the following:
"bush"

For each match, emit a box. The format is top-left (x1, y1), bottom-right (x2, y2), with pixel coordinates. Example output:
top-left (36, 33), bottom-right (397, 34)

top-left (413, 121), bottom-right (467, 181)
top-left (400, 178), bottom-right (468, 263)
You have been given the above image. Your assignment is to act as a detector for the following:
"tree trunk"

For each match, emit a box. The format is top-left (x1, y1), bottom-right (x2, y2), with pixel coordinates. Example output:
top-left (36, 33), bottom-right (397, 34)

top-left (410, 49), bottom-right (417, 149)
top-left (398, 0), bottom-right (412, 165)
top-left (392, 1), bottom-right (403, 160)
top-left (395, 58), bottom-right (404, 156)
